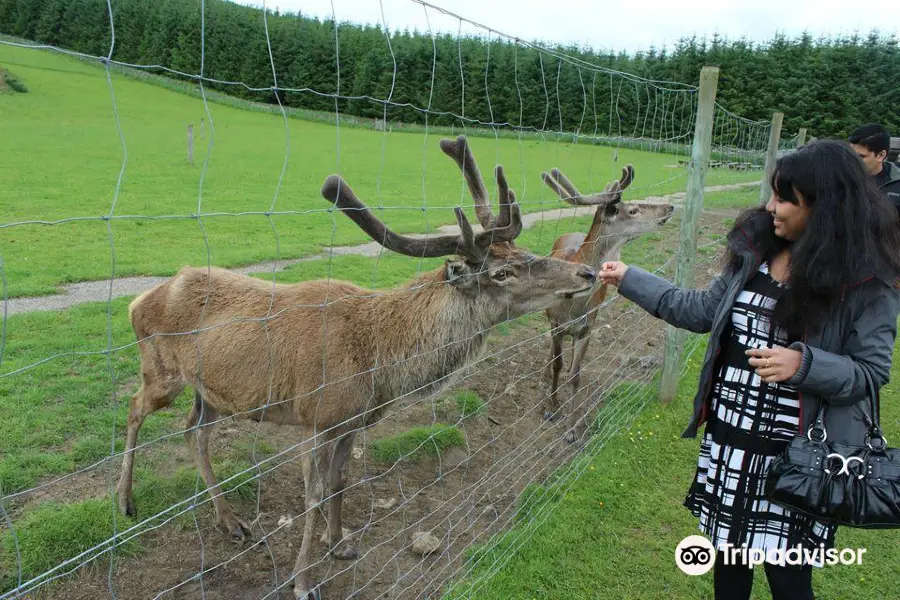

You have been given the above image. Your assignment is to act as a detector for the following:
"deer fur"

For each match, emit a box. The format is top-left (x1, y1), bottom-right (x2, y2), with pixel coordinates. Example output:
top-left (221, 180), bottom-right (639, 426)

top-left (116, 136), bottom-right (596, 600)
top-left (540, 165), bottom-right (675, 442)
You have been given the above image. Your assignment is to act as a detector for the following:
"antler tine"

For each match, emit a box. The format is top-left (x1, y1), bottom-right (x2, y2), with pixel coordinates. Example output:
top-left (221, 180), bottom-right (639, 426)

top-left (618, 164), bottom-right (635, 190)
top-left (576, 181), bottom-right (623, 206)
top-left (541, 169), bottom-right (583, 205)
top-left (550, 168), bottom-right (582, 199)
top-left (439, 135), bottom-right (494, 230)
top-left (541, 171), bottom-right (568, 199)
top-left (472, 198), bottom-right (522, 251)
top-left (564, 164), bottom-right (639, 206)
top-left (494, 165), bottom-right (512, 229)
top-left (321, 175), bottom-right (476, 259)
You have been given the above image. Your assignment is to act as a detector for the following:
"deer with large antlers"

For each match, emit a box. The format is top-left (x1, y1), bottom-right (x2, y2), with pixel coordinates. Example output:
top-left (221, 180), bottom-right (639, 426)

top-left (540, 165), bottom-right (675, 442)
top-left (116, 136), bottom-right (596, 600)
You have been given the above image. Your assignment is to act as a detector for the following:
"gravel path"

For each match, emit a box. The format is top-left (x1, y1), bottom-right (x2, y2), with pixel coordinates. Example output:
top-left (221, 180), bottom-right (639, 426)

top-left (4, 181), bottom-right (757, 316)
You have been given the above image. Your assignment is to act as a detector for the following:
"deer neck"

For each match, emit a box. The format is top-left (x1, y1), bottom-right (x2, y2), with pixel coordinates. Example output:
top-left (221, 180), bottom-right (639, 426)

top-left (580, 220), bottom-right (628, 268)
top-left (365, 269), bottom-right (494, 403)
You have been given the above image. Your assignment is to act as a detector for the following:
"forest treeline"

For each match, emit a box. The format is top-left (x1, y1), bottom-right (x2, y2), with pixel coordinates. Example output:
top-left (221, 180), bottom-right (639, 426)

top-left (1, 0), bottom-right (898, 140)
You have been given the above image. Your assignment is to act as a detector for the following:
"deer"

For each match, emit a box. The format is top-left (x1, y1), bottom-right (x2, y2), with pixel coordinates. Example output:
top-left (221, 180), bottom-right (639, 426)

top-left (115, 136), bottom-right (597, 600)
top-left (539, 165), bottom-right (675, 442)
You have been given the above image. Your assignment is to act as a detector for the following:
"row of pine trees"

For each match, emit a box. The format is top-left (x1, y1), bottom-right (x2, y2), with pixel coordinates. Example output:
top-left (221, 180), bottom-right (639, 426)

top-left (1, 0), bottom-right (898, 140)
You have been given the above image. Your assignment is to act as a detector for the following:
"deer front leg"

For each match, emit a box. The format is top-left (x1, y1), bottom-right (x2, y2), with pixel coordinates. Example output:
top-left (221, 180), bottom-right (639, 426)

top-left (543, 331), bottom-right (565, 421)
top-left (564, 328), bottom-right (592, 444)
top-left (325, 432), bottom-right (357, 560)
top-left (293, 429), bottom-right (326, 600)
top-left (117, 379), bottom-right (182, 518)
top-left (117, 388), bottom-right (153, 518)
top-left (184, 392), bottom-right (250, 541)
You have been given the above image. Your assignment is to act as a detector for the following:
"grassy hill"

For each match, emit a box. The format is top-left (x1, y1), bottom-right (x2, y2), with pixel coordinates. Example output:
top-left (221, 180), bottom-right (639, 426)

top-left (0, 42), bottom-right (758, 299)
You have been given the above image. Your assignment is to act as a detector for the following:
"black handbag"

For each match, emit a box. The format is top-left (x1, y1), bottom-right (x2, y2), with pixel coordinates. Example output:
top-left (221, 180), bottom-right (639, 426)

top-left (765, 371), bottom-right (900, 528)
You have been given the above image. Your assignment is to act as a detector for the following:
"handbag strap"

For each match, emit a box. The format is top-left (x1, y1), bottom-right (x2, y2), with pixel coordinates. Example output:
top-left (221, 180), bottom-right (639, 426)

top-left (806, 368), bottom-right (886, 450)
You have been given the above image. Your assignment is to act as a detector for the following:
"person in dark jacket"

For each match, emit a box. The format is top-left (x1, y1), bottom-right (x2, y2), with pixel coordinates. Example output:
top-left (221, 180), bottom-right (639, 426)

top-left (848, 123), bottom-right (900, 213)
top-left (600, 140), bottom-right (900, 600)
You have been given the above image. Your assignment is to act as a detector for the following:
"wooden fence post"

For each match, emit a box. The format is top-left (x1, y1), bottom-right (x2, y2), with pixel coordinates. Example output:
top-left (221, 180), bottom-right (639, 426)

top-left (187, 123), bottom-right (194, 166)
top-left (659, 66), bottom-right (720, 404)
top-left (758, 112), bottom-right (784, 205)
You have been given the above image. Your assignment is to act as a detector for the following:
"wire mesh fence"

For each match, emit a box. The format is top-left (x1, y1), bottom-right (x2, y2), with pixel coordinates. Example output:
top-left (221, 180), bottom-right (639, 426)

top-left (0, 1), bottom-right (777, 598)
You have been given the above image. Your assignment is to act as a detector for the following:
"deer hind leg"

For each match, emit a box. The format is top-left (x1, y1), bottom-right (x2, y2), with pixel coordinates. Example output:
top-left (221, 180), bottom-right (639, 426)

top-left (117, 361), bottom-right (183, 517)
top-left (184, 391), bottom-right (250, 541)
top-left (293, 427), bottom-right (327, 600)
top-left (324, 432), bottom-right (357, 560)
top-left (543, 331), bottom-right (566, 421)
top-left (564, 328), bottom-right (592, 444)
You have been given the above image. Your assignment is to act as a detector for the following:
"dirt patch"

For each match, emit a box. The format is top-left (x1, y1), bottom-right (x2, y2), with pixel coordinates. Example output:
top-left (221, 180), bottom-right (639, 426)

top-left (7, 213), bottom-right (731, 600)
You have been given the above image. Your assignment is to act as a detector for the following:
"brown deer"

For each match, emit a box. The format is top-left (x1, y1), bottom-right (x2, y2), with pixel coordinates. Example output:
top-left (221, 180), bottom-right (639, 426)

top-left (115, 136), bottom-right (596, 600)
top-left (540, 165), bottom-right (675, 442)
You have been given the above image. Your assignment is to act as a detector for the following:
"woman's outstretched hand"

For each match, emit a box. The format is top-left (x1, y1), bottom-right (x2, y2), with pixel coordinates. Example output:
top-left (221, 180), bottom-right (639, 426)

top-left (746, 346), bottom-right (803, 383)
top-left (599, 261), bottom-right (629, 287)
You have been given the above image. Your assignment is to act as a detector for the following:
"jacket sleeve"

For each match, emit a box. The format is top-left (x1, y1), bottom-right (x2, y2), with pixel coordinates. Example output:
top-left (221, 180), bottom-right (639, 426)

top-left (786, 284), bottom-right (900, 404)
top-left (616, 265), bottom-right (732, 334)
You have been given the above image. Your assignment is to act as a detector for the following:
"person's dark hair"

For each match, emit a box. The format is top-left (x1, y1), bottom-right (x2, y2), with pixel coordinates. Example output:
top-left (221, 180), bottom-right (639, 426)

top-left (726, 139), bottom-right (900, 339)
top-left (848, 123), bottom-right (891, 156)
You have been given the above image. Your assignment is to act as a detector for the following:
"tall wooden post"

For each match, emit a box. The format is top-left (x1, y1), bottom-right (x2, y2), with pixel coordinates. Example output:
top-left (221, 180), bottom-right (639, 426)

top-left (758, 112), bottom-right (784, 205)
top-left (659, 66), bottom-right (719, 404)
top-left (796, 128), bottom-right (807, 148)
top-left (187, 123), bottom-right (194, 166)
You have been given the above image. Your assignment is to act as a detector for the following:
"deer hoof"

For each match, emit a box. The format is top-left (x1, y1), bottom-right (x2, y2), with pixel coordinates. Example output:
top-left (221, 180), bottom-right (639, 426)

top-left (118, 494), bottom-right (136, 518)
top-left (294, 586), bottom-right (321, 600)
top-left (330, 543), bottom-right (358, 560)
top-left (543, 410), bottom-right (558, 422)
top-left (563, 430), bottom-right (577, 444)
top-left (221, 515), bottom-right (252, 542)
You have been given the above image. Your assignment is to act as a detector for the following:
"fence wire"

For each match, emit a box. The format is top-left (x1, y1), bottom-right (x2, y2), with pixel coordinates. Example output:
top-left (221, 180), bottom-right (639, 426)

top-left (0, 1), bottom-right (769, 598)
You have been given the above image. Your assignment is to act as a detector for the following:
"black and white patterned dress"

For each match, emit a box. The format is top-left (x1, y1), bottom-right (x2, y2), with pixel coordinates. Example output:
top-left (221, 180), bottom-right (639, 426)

top-left (684, 262), bottom-right (836, 566)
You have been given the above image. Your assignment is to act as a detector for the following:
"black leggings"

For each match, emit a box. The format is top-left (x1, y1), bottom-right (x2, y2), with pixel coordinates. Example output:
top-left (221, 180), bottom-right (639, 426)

top-left (713, 551), bottom-right (814, 600)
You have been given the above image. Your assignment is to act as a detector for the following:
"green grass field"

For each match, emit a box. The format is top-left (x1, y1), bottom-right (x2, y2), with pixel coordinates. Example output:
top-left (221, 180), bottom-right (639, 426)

top-left (0, 43), bottom-right (759, 299)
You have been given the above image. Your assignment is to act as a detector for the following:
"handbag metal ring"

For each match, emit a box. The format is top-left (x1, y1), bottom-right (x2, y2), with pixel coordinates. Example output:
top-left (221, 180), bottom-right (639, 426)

top-left (866, 434), bottom-right (889, 451)
top-left (807, 426), bottom-right (827, 442)
top-left (824, 453), bottom-right (865, 479)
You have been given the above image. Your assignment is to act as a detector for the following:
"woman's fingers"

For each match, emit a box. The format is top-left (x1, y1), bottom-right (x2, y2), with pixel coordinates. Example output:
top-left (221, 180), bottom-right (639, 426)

top-left (599, 261), bottom-right (627, 286)
top-left (745, 347), bottom-right (774, 358)
top-left (747, 356), bottom-right (775, 369)
top-left (746, 347), bottom-right (799, 383)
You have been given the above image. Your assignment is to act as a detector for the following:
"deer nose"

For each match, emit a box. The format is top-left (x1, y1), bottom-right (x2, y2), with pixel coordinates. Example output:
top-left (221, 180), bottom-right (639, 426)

top-left (577, 266), bottom-right (596, 283)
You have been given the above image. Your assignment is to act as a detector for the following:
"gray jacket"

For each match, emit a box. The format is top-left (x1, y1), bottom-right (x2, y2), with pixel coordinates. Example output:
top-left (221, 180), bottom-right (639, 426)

top-left (875, 161), bottom-right (900, 215)
top-left (619, 216), bottom-right (900, 444)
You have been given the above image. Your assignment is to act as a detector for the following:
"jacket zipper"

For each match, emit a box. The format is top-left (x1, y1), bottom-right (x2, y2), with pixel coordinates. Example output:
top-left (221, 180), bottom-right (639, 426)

top-left (798, 326), bottom-right (807, 431)
top-left (699, 347), bottom-right (720, 427)
top-left (694, 226), bottom-right (761, 432)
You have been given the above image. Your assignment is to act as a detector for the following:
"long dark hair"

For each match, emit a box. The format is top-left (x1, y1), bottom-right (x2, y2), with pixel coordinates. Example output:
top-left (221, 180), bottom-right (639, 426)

top-left (727, 139), bottom-right (900, 339)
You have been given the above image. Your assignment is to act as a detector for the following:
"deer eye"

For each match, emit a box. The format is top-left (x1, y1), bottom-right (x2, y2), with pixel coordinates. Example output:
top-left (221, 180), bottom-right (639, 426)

top-left (628, 207), bottom-right (640, 216)
top-left (491, 268), bottom-right (512, 281)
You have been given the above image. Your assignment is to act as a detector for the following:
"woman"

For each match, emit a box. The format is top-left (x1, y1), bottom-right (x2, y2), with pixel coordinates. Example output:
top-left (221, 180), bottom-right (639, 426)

top-left (600, 140), bottom-right (900, 600)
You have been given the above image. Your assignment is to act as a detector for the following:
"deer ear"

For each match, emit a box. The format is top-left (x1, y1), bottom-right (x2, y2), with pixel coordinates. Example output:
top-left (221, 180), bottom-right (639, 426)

top-left (445, 259), bottom-right (473, 287)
